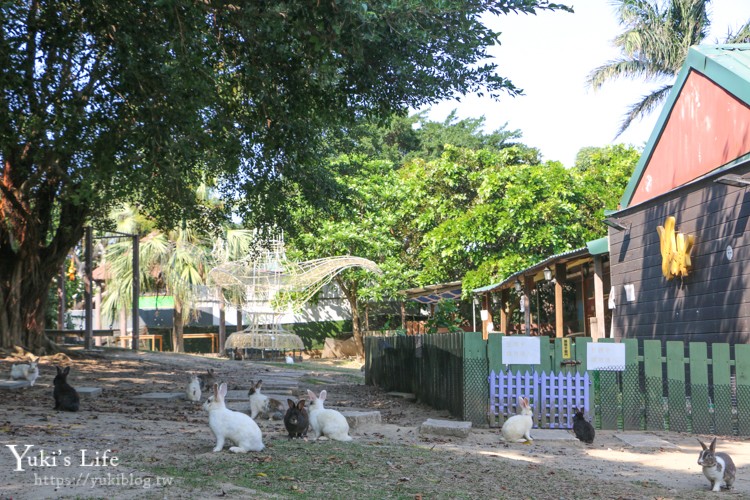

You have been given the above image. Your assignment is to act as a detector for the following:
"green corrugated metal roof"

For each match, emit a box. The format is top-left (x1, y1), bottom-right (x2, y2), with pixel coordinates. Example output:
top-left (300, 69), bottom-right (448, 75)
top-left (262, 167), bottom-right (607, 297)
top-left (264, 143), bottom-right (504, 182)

top-left (472, 246), bottom-right (589, 294)
top-left (401, 281), bottom-right (463, 304)
top-left (619, 44), bottom-right (750, 209)
top-left (586, 237), bottom-right (609, 256)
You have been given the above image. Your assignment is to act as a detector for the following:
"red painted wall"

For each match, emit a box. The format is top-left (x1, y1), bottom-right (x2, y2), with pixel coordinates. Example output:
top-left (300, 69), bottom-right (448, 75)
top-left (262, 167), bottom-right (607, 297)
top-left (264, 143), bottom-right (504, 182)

top-left (630, 70), bottom-right (750, 206)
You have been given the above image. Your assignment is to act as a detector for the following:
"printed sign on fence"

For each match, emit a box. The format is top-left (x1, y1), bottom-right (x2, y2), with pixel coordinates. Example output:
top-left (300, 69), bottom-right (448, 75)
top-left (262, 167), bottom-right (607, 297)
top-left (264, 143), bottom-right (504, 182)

top-left (587, 342), bottom-right (626, 371)
top-left (501, 336), bottom-right (540, 365)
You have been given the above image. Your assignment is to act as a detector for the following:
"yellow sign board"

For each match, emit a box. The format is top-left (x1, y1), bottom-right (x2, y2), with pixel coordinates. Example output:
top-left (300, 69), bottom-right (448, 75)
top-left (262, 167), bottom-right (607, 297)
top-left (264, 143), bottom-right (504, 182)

top-left (561, 338), bottom-right (571, 359)
top-left (656, 216), bottom-right (694, 279)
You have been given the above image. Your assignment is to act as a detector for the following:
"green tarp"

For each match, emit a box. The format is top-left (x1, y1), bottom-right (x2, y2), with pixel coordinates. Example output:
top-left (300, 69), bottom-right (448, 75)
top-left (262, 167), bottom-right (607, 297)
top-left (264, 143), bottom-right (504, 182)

top-left (139, 295), bottom-right (174, 309)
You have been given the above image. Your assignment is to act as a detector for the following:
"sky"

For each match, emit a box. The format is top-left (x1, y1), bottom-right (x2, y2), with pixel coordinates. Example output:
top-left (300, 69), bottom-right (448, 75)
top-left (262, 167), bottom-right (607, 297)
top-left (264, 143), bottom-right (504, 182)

top-left (421, 0), bottom-right (750, 167)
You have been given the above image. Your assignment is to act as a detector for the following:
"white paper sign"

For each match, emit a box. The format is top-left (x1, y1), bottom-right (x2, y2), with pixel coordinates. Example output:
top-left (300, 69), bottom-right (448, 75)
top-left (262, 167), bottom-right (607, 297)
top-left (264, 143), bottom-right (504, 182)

top-left (587, 343), bottom-right (626, 371)
top-left (501, 336), bottom-right (541, 365)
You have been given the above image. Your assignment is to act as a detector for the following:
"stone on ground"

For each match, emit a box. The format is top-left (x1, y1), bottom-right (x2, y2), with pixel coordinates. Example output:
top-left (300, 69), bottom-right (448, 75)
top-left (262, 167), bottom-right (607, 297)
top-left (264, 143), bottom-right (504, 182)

top-left (419, 418), bottom-right (472, 438)
top-left (0, 380), bottom-right (30, 390)
top-left (341, 410), bottom-right (381, 429)
top-left (133, 392), bottom-right (185, 400)
top-left (76, 387), bottom-right (102, 398)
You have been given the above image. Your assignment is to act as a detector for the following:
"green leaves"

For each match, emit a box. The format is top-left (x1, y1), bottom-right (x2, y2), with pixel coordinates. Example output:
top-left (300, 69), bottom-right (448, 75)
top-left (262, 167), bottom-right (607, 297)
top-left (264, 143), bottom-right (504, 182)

top-left (586, 0), bottom-right (748, 136)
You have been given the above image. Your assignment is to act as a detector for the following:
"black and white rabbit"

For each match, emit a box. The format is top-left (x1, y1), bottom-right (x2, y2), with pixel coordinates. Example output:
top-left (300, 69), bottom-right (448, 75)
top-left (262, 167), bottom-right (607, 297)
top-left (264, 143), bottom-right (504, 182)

top-left (698, 437), bottom-right (735, 492)
top-left (572, 407), bottom-right (595, 444)
top-left (197, 368), bottom-right (216, 392)
top-left (284, 398), bottom-right (309, 439)
top-left (248, 380), bottom-right (269, 419)
top-left (53, 366), bottom-right (80, 412)
top-left (248, 380), bottom-right (284, 420)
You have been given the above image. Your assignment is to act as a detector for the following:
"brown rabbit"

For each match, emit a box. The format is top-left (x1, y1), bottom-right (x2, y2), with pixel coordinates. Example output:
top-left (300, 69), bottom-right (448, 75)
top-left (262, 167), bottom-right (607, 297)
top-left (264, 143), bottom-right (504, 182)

top-left (698, 437), bottom-right (735, 492)
top-left (197, 368), bottom-right (216, 392)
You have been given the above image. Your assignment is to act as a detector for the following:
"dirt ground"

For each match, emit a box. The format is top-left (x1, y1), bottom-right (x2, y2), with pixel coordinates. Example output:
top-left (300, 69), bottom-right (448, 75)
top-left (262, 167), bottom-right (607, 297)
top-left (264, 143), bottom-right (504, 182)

top-left (0, 349), bottom-right (749, 499)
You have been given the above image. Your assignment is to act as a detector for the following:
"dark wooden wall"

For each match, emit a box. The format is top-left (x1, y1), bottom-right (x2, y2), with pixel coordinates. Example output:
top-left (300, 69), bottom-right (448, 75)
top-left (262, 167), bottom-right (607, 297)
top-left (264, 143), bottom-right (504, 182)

top-left (609, 161), bottom-right (750, 344)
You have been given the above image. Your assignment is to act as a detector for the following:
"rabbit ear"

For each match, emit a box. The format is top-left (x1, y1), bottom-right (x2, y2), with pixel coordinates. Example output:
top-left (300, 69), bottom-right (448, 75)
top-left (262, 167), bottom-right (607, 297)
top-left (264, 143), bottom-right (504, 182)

top-left (63, 366), bottom-right (70, 376)
top-left (698, 439), bottom-right (708, 450)
top-left (256, 380), bottom-right (263, 389)
top-left (56, 366), bottom-right (63, 375)
top-left (219, 383), bottom-right (228, 397)
top-left (306, 389), bottom-right (316, 401)
top-left (710, 437), bottom-right (717, 452)
top-left (297, 400), bottom-right (306, 410)
top-left (319, 390), bottom-right (327, 401)
top-left (287, 399), bottom-right (295, 409)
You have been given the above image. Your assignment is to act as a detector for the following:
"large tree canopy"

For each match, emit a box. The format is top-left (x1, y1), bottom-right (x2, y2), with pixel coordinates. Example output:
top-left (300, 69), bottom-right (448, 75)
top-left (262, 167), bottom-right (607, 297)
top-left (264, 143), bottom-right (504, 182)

top-left (286, 111), bottom-right (638, 354)
top-left (0, 0), bottom-right (571, 351)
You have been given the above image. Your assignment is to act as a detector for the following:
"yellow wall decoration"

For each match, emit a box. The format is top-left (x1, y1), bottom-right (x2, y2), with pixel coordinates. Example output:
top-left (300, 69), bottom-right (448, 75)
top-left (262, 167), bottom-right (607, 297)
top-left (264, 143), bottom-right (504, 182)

top-left (656, 216), bottom-right (695, 279)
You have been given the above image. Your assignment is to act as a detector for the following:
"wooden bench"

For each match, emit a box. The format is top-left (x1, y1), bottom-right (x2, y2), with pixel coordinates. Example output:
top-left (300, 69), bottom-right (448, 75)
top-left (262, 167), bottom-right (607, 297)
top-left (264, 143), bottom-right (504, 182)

top-left (183, 332), bottom-right (219, 353)
top-left (115, 334), bottom-right (163, 351)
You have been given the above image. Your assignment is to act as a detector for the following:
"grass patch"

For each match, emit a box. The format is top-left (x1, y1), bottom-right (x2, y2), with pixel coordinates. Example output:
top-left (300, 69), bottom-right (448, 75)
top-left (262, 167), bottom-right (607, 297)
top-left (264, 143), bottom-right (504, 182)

top-left (113, 438), bottom-right (679, 499)
top-left (146, 439), bottom-right (492, 498)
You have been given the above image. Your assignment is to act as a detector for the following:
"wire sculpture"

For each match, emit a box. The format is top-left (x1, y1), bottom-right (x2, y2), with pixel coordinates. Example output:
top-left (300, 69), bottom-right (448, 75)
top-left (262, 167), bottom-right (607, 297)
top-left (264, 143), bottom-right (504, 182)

top-left (208, 235), bottom-right (381, 353)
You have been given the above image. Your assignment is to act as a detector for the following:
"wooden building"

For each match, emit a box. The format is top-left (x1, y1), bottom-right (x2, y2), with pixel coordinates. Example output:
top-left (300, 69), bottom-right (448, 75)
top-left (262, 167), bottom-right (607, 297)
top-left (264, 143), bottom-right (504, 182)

top-left (472, 237), bottom-right (611, 340)
top-left (607, 44), bottom-right (750, 344)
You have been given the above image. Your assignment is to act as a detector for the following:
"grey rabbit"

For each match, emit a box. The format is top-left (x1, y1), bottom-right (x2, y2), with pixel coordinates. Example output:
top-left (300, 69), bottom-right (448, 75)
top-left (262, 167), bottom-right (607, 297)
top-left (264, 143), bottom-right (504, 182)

top-left (197, 368), bottom-right (216, 392)
top-left (572, 407), bottom-right (595, 444)
top-left (284, 398), bottom-right (309, 439)
top-left (698, 437), bottom-right (735, 492)
top-left (53, 366), bottom-right (80, 412)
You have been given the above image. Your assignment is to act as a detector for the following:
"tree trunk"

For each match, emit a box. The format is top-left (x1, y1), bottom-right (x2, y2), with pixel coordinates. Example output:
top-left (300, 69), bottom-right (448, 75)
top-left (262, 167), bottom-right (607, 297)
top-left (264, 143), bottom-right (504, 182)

top-left (1, 156), bottom-right (88, 354)
top-left (400, 301), bottom-right (406, 330)
top-left (335, 277), bottom-right (363, 358)
top-left (0, 245), bottom-right (77, 354)
top-left (173, 301), bottom-right (185, 353)
top-left (364, 303), bottom-right (369, 333)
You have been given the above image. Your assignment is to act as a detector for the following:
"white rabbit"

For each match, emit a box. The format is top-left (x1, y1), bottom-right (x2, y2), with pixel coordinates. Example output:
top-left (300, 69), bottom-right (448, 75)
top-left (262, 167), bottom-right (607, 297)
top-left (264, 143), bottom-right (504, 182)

top-left (203, 383), bottom-right (264, 453)
top-left (248, 380), bottom-right (269, 419)
top-left (501, 396), bottom-right (534, 443)
top-left (306, 389), bottom-right (352, 442)
top-left (185, 375), bottom-right (201, 402)
top-left (10, 361), bottom-right (39, 386)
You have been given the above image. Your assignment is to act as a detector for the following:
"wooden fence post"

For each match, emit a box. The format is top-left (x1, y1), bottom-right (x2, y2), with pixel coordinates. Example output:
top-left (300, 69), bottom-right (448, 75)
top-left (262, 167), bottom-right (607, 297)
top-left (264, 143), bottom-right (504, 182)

top-left (713, 343), bottom-right (732, 436)
top-left (689, 342), bottom-right (711, 434)
top-left (666, 341), bottom-right (689, 432)
top-left (735, 344), bottom-right (750, 435)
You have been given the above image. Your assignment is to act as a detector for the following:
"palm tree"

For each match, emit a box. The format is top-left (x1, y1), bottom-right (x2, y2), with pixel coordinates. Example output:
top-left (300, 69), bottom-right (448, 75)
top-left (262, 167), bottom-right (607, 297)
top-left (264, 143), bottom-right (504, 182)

top-left (102, 204), bottom-right (256, 352)
top-left (587, 0), bottom-right (750, 137)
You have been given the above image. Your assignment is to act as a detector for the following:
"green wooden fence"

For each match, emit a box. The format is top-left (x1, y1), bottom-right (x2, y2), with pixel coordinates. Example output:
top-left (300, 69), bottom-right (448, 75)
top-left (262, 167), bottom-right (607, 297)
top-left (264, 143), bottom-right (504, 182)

top-left (364, 332), bottom-right (750, 435)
